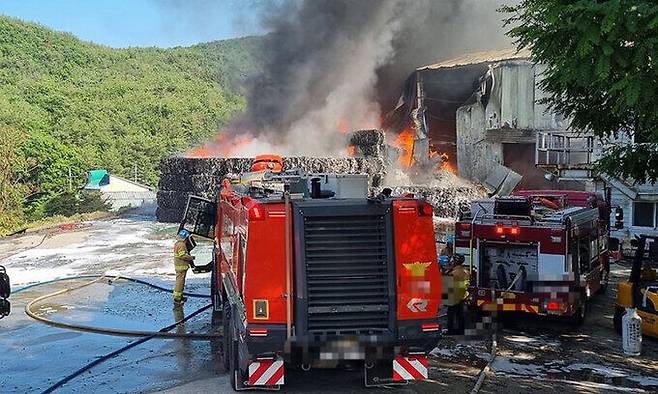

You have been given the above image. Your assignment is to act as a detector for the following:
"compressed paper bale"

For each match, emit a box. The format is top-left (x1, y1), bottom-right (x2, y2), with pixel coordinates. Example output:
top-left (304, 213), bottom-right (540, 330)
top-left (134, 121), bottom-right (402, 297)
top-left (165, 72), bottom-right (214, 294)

top-left (156, 206), bottom-right (184, 223)
top-left (157, 156), bottom-right (388, 222)
top-left (349, 129), bottom-right (386, 157)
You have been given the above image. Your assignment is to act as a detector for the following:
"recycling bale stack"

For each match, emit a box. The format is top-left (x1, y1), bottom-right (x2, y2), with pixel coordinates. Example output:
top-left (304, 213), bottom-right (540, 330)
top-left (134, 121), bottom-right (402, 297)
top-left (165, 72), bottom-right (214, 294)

top-left (156, 156), bottom-right (386, 223)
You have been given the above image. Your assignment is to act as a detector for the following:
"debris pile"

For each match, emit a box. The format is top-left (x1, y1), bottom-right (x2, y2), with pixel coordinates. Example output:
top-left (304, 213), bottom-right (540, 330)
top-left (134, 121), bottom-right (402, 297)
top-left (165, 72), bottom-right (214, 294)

top-left (382, 169), bottom-right (487, 218)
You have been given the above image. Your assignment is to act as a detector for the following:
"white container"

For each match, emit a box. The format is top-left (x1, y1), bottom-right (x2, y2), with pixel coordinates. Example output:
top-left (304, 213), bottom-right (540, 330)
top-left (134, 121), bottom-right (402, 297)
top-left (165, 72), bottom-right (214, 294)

top-left (622, 307), bottom-right (642, 356)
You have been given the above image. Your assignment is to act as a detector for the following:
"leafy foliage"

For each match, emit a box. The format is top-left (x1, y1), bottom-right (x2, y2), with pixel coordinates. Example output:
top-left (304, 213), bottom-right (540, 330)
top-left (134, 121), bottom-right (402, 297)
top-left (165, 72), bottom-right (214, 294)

top-left (42, 191), bottom-right (111, 218)
top-left (502, 0), bottom-right (658, 183)
top-left (0, 16), bottom-right (261, 233)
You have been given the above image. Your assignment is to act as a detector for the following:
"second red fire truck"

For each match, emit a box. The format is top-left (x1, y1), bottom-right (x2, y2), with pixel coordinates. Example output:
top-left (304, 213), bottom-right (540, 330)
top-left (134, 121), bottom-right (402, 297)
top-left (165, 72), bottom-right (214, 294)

top-left (180, 156), bottom-right (442, 390)
top-left (454, 190), bottom-right (610, 324)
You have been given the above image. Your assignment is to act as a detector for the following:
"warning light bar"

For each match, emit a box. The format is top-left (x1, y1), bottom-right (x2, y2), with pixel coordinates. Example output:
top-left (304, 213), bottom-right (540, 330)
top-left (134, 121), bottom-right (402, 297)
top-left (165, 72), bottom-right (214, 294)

top-left (495, 225), bottom-right (521, 236)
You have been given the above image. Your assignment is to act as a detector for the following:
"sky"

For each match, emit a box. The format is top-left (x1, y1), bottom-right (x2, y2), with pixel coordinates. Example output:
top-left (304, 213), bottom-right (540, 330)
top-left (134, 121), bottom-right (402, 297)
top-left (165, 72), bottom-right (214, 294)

top-left (0, 0), bottom-right (265, 48)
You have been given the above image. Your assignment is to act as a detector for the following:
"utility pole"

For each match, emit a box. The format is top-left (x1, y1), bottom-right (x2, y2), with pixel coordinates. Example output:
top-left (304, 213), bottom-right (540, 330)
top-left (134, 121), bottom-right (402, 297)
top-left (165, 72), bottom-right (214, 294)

top-left (134, 164), bottom-right (138, 183)
top-left (68, 168), bottom-right (72, 192)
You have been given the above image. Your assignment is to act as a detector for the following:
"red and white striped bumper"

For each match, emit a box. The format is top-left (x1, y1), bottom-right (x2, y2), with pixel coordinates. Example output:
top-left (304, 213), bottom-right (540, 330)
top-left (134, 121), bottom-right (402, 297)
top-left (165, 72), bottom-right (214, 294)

top-left (393, 355), bottom-right (428, 381)
top-left (248, 358), bottom-right (284, 386)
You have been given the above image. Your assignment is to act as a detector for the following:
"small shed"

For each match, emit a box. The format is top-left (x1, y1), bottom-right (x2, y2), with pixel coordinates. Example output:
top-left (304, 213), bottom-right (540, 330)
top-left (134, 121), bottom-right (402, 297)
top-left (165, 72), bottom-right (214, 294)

top-left (84, 169), bottom-right (156, 212)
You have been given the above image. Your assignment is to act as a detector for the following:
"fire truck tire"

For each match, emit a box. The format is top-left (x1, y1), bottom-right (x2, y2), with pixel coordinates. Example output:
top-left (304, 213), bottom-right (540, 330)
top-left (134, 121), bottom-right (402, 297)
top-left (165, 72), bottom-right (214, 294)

top-left (210, 270), bottom-right (222, 324)
top-left (613, 306), bottom-right (623, 335)
top-left (570, 301), bottom-right (587, 327)
top-left (227, 313), bottom-right (245, 390)
top-left (597, 264), bottom-right (611, 295)
top-left (222, 299), bottom-right (231, 372)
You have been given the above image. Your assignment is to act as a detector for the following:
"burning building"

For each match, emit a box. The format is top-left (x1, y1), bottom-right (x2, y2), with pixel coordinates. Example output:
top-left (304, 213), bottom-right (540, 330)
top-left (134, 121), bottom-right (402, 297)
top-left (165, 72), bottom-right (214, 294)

top-left (386, 47), bottom-right (658, 250)
top-left (386, 48), bottom-right (585, 195)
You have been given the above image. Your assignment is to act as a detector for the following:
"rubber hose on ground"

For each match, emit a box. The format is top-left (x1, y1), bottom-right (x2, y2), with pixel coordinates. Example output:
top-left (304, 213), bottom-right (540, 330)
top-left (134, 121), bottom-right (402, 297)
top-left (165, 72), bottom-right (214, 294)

top-left (41, 303), bottom-right (214, 394)
top-left (24, 275), bottom-right (220, 339)
top-left (14, 274), bottom-right (211, 298)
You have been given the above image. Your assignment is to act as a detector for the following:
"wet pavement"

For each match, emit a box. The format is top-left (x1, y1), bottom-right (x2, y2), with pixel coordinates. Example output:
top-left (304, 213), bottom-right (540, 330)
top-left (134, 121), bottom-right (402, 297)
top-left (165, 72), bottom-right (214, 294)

top-left (0, 216), bottom-right (222, 393)
top-left (1, 215), bottom-right (657, 393)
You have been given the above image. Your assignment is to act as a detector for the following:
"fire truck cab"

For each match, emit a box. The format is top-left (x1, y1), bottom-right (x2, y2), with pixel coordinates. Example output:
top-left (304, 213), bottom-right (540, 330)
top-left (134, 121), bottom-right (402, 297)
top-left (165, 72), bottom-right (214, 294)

top-left (455, 190), bottom-right (610, 324)
top-left (180, 167), bottom-right (442, 390)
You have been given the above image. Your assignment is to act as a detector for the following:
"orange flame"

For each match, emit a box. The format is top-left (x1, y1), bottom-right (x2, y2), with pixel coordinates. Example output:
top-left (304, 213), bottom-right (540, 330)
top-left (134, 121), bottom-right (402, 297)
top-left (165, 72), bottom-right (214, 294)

top-left (346, 145), bottom-right (356, 156)
top-left (430, 148), bottom-right (456, 174)
top-left (396, 127), bottom-right (415, 167)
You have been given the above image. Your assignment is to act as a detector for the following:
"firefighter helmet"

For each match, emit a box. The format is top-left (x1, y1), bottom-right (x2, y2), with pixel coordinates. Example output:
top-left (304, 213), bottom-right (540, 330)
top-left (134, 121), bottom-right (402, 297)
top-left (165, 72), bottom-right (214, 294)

top-left (178, 229), bottom-right (191, 239)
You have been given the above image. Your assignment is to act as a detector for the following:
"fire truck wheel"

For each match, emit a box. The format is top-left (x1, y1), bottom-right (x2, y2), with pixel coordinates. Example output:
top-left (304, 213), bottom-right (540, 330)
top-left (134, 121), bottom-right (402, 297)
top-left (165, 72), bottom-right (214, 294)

top-left (222, 299), bottom-right (231, 372)
top-left (613, 306), bottom-right (623, 335)
top-left (210, 270), bottom-right (222, 325)
top-left (228, 315), bottom-right (245, 390)
top-left (570, 301), bottom-right (587, 327)
top-left (597, 267), bottom-right (610, 295)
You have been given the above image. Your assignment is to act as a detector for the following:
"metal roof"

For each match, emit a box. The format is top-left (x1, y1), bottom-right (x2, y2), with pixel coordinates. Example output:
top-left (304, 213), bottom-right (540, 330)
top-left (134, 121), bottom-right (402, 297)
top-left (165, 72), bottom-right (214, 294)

top-left (85, 169), bottom-right (109, 190)
top-left (417, 47), bottom-right (533, 71)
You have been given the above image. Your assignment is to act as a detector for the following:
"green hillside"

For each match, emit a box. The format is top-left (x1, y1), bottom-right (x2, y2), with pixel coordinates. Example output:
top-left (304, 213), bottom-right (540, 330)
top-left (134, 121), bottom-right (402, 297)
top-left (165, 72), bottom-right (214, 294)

top-left (0, 16), bottom-right (261, 232)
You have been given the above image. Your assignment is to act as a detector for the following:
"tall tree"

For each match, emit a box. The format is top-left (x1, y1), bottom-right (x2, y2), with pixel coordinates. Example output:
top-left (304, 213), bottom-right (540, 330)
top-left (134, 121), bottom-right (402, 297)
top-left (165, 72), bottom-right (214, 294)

top-left (502, 0), bottom-right (658, 183)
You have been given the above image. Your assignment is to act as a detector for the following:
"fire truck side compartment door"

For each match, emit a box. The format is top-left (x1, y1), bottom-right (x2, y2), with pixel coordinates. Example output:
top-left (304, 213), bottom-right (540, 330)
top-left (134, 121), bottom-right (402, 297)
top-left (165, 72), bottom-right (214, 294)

top-left (180, 195), bottom-right (217, 239)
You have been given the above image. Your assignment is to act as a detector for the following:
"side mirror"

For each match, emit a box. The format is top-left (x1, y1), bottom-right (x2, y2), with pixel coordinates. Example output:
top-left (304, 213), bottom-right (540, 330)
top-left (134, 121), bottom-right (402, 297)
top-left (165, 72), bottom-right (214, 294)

top-left (0, 266), bottom-right (10, 319)
top-left (614, 207), bottom-right (624, 229)
top-left (186, 236), bottom-right (197, 251)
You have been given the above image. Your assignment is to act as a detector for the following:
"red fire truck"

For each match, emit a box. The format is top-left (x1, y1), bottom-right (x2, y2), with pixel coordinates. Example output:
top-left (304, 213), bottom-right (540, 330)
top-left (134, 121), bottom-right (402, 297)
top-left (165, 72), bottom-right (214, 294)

top-left (180, 160), bottom-right (442, 390)
top-left (454, 190), bottom-right (610, 324)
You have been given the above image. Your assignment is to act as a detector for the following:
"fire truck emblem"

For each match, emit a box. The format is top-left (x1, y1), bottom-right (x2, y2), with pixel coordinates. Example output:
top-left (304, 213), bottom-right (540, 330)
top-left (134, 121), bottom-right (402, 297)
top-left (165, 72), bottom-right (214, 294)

top-left (403, 261), bottom-right (432, 277)
top-left (406, 298), bottom-right (428, 313)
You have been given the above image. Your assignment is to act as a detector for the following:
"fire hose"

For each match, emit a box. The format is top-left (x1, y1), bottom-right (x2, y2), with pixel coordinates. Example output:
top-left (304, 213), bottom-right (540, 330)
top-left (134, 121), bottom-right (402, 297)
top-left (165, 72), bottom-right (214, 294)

top-left (41, 303), bottom-right (214, 394)
top-left (13, 275), bottom-right (221, 393)
top-left (468, 267), bottom-right (522, 393)
top-left (470, 332), bottom-right (497, 394)
top-left (20, 274), bottom-right (220, 339)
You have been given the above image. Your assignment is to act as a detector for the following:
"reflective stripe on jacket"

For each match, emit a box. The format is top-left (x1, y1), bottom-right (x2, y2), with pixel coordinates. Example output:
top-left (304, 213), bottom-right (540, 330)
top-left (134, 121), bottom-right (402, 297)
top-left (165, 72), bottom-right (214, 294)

top-left (173, 240), bottom-right (193, 269)
top-left (444, 265), bottom-right (469, 306)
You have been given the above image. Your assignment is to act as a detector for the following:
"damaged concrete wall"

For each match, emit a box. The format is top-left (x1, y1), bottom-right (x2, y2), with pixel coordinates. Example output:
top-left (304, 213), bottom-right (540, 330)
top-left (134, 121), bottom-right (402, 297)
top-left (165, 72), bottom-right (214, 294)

top-left (456, 101), bottom-right (509, 192)
top-left (455, 60), bottom-right (576, 194)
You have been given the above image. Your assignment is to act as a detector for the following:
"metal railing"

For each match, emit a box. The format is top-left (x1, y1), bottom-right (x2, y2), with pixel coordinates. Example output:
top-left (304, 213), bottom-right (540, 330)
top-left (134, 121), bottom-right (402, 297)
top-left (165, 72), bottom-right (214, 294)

top-left (535, 131), bottom-right (596, 168)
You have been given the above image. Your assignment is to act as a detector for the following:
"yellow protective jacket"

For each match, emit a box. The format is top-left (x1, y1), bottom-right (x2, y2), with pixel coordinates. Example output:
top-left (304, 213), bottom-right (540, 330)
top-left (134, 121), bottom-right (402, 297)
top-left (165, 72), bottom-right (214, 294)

top-left (173, 239), bottom-right (193, 272)
top-left (444, 265), bottom-right (469, 306)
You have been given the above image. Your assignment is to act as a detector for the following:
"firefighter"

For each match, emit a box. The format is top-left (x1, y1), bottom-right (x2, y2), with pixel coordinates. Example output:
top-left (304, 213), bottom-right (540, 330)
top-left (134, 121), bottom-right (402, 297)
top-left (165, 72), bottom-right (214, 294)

top-left (444, 254), bottom-right (468, 334)
top-left (173, 229), bottom-right (195, 304)
top-left (440, 235), bottom-right (454, 260)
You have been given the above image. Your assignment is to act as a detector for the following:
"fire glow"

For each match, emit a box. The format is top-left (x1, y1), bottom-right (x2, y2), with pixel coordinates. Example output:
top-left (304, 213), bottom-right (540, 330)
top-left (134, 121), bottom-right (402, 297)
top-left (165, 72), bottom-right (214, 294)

top-left (187, 123), bottom-right (455, 176)
top-left (187, 133), bottom-right (257, 158)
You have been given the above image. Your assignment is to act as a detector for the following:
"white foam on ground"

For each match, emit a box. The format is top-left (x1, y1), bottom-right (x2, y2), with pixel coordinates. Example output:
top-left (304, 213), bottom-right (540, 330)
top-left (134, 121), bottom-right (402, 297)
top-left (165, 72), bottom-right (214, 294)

top-left (491, 356), bottom-right (543, 376)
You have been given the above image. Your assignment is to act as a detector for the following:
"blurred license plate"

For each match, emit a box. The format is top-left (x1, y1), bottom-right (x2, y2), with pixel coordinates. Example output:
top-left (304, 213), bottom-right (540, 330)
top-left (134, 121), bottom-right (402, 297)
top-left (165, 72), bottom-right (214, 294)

top-left (319, 339), bottom-right (365, 360)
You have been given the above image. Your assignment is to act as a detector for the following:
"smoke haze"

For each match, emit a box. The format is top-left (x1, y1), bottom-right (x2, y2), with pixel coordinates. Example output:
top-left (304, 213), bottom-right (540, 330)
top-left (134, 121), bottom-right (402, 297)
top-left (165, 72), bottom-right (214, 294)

top-left (206, 0), bottom-right (514, 157)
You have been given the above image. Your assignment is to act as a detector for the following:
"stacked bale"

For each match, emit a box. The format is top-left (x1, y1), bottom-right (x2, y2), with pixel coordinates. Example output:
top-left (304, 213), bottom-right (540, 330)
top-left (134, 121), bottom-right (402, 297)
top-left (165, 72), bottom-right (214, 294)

top-left (349, 129), bottom-right (386, 157)
top-left (157, 156), bottom-right (386, 223)
top-left (156, 157), bottom-right (252, 222)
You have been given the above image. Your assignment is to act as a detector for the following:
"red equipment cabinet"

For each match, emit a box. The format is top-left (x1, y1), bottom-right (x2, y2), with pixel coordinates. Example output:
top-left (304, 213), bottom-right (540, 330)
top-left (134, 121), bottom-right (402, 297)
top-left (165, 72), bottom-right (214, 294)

top-left (454, 190), bottom-right (610, 324)
top-left (180, 169), bottom-right (442, 390)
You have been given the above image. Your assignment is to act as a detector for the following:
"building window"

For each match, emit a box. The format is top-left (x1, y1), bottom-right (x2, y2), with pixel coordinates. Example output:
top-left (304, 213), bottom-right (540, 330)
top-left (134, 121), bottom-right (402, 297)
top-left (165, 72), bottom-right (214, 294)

top-left (633, 202), bottom-right (656, 228)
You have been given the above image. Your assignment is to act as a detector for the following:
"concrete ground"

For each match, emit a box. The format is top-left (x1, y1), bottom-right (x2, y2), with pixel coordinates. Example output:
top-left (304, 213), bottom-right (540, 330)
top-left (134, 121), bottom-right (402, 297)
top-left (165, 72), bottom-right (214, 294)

top-left (0, 216), bottom-right (656, 393)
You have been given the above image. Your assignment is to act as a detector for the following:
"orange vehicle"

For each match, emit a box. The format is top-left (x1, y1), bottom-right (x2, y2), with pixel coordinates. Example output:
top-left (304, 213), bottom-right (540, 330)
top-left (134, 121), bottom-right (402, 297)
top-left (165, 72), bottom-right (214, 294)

top-left (180, 163), bottom-right (442, 390)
